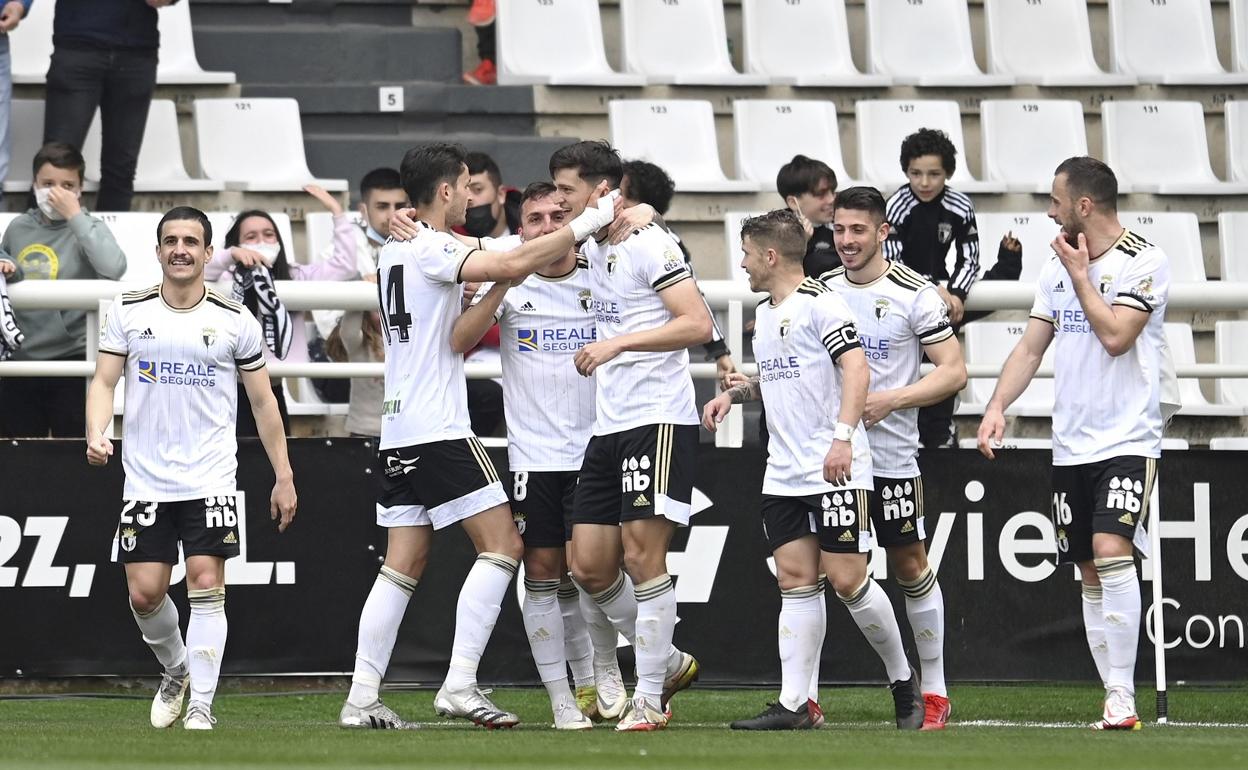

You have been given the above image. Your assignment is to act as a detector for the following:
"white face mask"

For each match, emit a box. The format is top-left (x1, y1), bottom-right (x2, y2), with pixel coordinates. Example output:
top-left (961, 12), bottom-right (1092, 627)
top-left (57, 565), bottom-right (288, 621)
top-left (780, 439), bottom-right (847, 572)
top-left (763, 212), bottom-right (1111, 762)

top-left (34, 187), bottom-right (70, 221)
top-left (248, 241), bottom-right (281, 267)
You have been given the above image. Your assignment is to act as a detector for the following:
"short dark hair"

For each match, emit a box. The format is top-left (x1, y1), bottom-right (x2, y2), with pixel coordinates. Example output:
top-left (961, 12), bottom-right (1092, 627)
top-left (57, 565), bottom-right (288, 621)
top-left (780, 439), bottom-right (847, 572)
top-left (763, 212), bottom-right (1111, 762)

top-left (832, 185), bottom-right (888, 224)
top-left (621, 160), bottom-right (676, 215)
top-left (520, 181), bottom-right (557, 205)
top-left (549, 140), bottom-right (623, 188)
top-left (1055, 156), bottom-right (1118, 212)
top-left (157, 206), bottom-right (212, 245)
top-left (32, 141), bottom-right (85, 182)
top-left (400, 142), bottom-right (467, 206)
top-left (740, 209), bottom-right (808, 263)
top-left (776, 154), bottom-right (837, 200)
top-left (899, 128), bottom-right (957, 177)
top-left (359, 167), bottom-right (402, 200)
top-left (465, 151), bottom-right (503, 189)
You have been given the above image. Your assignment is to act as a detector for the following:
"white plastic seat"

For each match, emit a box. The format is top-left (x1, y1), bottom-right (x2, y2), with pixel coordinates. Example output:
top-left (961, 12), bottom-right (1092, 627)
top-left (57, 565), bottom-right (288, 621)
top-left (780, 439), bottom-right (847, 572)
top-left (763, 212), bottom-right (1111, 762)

top-left (619, 0), bottom-right (769, 86)
top-left (1218, 211), bottom-right (1248, 281)
top-left (204, 212), bottom-right (297, 261)
top-left (8, 0), bottom-right (51, 84)
top-left (0, 213), bottom-right (18, 234)
top-left (3, 100), bottom-right (46, 193)
top-left (1234, 0), bottom-right (1248, 72)
top-left (1102, 101), bottom-right (1248, 195)
top-left (962, 322), bottom-right (1055, 417)
top-left (864, 0), bottom-right (1014, 87)
top-left (723, 211), bottom-right (766, 283)
top-left (305, 211), bottom-right (365, 264)
top-left (1215, 320), bottom-right (1248, 408)
top-left (192, 98), bottom-right (347, 192)
top-left (1165, 323), bottom-right (1243, 416)
top-left (1209, 437), bottom-right (1248, 450)
top-left (156, 0), bottom-right (235, 85)
top-left (984, 0), bottom-right (1136, 86)
top-left (1225, 101), bottom-right (1248, 184)
top-left (740, 0), bottom-right (890, 87)
top-left (732, 101), bottom-right (856, 191)
top-left (608, 100), bottom-right (759, 193)
top-left (1117, 212), bottom-right (1206, 283)
top-left (82, 100), bottom-right (224, 193)
top-left (93, 213), bottom-right (167, 285)
top-left (1109, 0), bottom-right (1248, 85)
top-left (972, 212), bottom-right (1058, 281)
top-left (854, 100), bottom-right (1006, 194)
top-left (495, 0), bottom-right (644, 86)
top-left (980, 100), bottom-right (1088, 194)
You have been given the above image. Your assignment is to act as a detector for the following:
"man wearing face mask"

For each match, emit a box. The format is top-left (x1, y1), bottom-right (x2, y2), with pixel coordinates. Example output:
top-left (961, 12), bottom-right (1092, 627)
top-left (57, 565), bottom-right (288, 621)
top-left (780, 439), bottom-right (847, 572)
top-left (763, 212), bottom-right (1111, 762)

top-left (459, 152), bottom-right (520, 241)
top-left (0, 141), bottom-right (126, 437)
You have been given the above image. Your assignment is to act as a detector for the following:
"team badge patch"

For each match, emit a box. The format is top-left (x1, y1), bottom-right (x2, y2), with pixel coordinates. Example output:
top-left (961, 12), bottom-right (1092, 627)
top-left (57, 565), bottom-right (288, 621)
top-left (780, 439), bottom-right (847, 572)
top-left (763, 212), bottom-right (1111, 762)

top-left (1099, 274), bottom-right (1114, 295)
top-left (874, 298), bottom-right (891, 320)
top-left (120, 527), bottom-right (137, 552)
top-left (202, 326), bottom-right (217, 349)
top-left (578, 289), bottom-right (593, 313)
top-left (779, 318), bottom-right (791, 339)
top-left (937, 222), bottom-right (953, 244)
top-left (606, 253), bottom-right (618, 276)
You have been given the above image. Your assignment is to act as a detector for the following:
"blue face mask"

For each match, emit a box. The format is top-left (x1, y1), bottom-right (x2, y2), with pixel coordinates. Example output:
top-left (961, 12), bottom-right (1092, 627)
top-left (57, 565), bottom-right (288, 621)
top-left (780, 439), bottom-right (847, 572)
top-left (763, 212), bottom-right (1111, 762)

top-left (365, 224), bottom-right (387, 245)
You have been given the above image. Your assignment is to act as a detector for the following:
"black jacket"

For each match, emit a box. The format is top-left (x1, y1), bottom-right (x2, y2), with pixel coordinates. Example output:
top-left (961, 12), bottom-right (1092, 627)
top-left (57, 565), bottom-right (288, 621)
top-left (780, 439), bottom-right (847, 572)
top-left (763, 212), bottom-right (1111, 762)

top-left (883, 185), bottom-right (980, 300)
top-left (53, 0), bottom-right (180, 52)
top-left (803, 225), bottom-right (842, 278)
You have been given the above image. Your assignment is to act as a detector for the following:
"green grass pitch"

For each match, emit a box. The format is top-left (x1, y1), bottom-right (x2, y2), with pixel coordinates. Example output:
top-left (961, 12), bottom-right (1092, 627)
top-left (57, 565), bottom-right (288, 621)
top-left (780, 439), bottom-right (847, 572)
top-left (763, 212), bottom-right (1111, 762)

top-left (2, 685), bottom-right (1246, 769)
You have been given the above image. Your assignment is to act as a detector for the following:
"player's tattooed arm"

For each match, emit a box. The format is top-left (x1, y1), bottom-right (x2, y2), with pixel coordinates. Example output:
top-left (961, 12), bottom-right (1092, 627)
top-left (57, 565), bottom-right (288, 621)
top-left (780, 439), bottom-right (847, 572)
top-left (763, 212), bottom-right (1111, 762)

top-left (727, 376), bottom-right (762, 404)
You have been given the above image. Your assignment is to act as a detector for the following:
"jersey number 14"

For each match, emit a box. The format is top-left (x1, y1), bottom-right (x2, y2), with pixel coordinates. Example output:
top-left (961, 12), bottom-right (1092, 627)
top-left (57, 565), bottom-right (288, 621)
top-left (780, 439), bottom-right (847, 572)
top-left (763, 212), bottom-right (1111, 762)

top-left (378, 266), bottom-right (413, 343)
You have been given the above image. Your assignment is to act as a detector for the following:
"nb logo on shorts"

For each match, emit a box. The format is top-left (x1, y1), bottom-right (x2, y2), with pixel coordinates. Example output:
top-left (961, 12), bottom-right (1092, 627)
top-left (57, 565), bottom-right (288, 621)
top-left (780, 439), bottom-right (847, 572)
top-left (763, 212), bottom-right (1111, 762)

top-left (620, 455), bottom-right (651, 494)
top-left (821, 492), bottom-right (856, 528)
top-left (1106, 476), bottom-right (1144, 515)
top-left (204, 496), bottom-right (238, 529)
top-left (880, 482), bottom-right (915, 522)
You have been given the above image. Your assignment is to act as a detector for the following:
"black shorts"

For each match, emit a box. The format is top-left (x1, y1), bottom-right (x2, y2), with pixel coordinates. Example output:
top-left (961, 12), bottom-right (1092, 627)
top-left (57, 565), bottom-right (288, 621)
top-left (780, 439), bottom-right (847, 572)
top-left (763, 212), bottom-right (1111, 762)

top-left (510, 470), bottom-right (578, 548)
top-left (571, 423), bottom-right (697, 526)
top-left (761, 489), bottom-right (872, 554)
top-left (114, 496), bottom-right (241, 564)
top-left (376, 437), bottom-right (508, 530)
top-left (870, 476), bottom-right (926, 548)
top-left (1051, 456), bottom-right (1157, 564)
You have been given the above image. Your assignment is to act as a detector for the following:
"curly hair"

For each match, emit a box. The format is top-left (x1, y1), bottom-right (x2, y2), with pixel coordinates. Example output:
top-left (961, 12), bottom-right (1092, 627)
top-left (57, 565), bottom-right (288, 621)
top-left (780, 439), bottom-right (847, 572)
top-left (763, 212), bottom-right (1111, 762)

top-left (899, 128), bottom-right (957, 177)
top-left (621, 160), bottom-right (677, 215)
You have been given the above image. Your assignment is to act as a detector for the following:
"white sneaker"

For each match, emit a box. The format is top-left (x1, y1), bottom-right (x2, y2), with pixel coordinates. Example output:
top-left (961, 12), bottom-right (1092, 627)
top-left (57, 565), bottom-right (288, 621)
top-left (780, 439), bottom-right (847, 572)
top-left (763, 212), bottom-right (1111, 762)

top-left (433, 685), bottom-right (519, 729)
top-left (594, 661), bottom-right (628, 720)
top-left (183, 701), bottom-right (216, 730)
top-left (150, 671), bottom-right (188, 728)
top-left (554, 700), bottom-right (594, 731)
top-left (1093, 686), bottom-right (1141, 731)
top-left (615, 694), bottom-right (668, 732)
top-left (339, 699), bottom-right (420, 730)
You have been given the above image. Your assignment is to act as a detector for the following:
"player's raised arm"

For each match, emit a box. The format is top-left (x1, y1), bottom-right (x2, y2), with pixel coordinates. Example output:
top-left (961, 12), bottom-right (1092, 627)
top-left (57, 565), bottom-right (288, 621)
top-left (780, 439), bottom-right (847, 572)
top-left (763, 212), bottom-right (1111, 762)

top-left (85, 350), bottom-right (124, 466)
top-left (240, 365), bottom-right (297, 532)
top-left (1054, 232), bottom-right (1160, 357)
top-left (976, 317), bottom-right (1054, 459)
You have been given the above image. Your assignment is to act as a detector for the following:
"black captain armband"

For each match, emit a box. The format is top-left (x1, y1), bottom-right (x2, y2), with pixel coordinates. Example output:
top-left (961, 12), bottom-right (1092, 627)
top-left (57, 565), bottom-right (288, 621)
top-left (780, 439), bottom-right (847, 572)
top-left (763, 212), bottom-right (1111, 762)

top-left (823, 324), bottom-right (861, 361)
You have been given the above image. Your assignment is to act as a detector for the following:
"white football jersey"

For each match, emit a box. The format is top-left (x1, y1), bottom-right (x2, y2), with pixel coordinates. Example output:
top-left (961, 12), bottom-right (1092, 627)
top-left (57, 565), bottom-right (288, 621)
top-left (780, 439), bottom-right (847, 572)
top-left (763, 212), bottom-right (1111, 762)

top-left (492, 259), bottom-right (597, 471)
top-left (823, 262), bottom-right (954, 476)
top-left (1029, 229), bottom-right (1170, 464)
top-left (98, 285), bottom-right (266, 502)
top-left (754, 277), bottom-right (873, 496)
top-left (579, 225), bottom-right (699, 434)
top-left (376, 228), bottom-right (477, 450)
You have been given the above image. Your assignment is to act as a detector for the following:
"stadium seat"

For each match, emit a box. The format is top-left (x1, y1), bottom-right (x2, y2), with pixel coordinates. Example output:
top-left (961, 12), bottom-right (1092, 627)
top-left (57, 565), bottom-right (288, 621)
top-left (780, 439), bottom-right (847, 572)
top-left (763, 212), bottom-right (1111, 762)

top-left (0, 213), bottom-right (20, 235)
top-left (1234, 0), bottom-right (1248, 72)
top-left (608, 100), bottom-right (760, 193)
top-left (1209, 437), bottom-right (1248, 450)
top-left (495, 0), bottom-right (645, 86)
top-left (1165, 323), bottom-right (1243, 416)
top-left (739, 0), bottom-right (890, 87)
top-left (82, 101), bottom-right (224, 193)
top-left (983, 0), bottom-right (1136, 86)
top-left (192, 99), bottom-right (348, 192)
top-left (972, 212), bottom-right (1057, 282)
top-left (863, 0), bottom-right (1014, 87)
top-left (1117, 212), bottom-right (1206, 283)
top-left (8, 0), bottom-right (51, 83)
top-left (3, 100), bottom-right (46, 193)
top-left (854, 100), bottom-right (1006, 194)
top-left (1215, 320), bottom-right (1248, 408)
top-left (723, 211), bottom-right (765, 282)
top-left (619, 0), bottom-right (769, 86)
top-left (1102, 101), bottom-right (1248, 195)
top-left (93, 213), bottom-right (166, 285)
top-left (961, 321), bottom-right (1055, 417)
top-left (204, 212), bottom-right (297, 261)
top-left (1224, 101), bottom-right (1248, 184)
top-left (980, 100), bottom-right (1088, 193)
top-left (1218, 211), bottom-right (1248, 281)
top-left (306, 211), bottom-right (365, 264)
top-left (1107, 0), bottom-right (1248, 84)
top-left (732, 101), bottom-right (856, 191)
top-left (156, 0), bottom-right (236, 85)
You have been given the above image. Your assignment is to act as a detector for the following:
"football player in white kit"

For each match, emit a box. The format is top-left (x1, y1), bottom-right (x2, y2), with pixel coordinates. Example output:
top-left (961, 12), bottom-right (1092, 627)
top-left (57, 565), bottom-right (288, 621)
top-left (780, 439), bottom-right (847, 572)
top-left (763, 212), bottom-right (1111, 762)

top-left (86, 206), bottom-right (298, 731)
top-left (978, 158), bottom-right (1170, 730)
top-left (703, 209), bottom-right (925, 731)
top-left (338, 143), bottom-right (619, 730)
top-left (822, 187), bottom-right (968, 730)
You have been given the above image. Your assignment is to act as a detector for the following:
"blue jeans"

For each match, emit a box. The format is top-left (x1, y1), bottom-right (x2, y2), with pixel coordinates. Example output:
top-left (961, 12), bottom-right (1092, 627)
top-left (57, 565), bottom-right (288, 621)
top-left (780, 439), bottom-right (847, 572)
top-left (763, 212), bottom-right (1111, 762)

top-left (0, 34), bottom-right (11, 197)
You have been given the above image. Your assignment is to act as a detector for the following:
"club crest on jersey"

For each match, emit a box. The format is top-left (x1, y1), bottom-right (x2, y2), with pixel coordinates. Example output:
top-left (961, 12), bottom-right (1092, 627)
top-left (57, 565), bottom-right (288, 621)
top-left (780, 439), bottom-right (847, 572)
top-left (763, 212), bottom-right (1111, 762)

top-left (937, 222), bottom-right (953, 244)
top-left (1099, 274), bottom-right (1115, 295)
top-left (120, 527), bottom-right (137, 552)
top-left (606, 253), bottom-right (618, 276)
top-left (874, 298), bottom-right (891, 320)
top-left (512, 511), bottom-right (526, 536)
top-left (517, 329), bottom-right (539, 352)
top-left (202, 327), bottom-right (217, 349)
top-left (779, 318), bottom-right (791, 339)
top-left (578, 289), bottom-right (593, 313)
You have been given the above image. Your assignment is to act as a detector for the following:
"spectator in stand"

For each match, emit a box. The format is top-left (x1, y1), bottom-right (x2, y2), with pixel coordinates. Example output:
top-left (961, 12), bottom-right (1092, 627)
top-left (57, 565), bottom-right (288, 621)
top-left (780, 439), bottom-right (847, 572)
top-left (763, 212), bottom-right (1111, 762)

top-left (0, 142), bottom-right (126, 437)
top-left (776, 154), bottom-right (841, 278)
top-left (325, 307), bottom-right (384, 440)
top-left (205, 186), bottom-right (362, 437)
top-left (461, 151), bottom-right (520, 239)
top-left (620, 158), bottom-right (740, 390)
top-left (463, 0), bottom-right (496, 85)
top-left (0, 1), bottom-right (32, 204)
top-left (42, 0), bottom-right (178, 212)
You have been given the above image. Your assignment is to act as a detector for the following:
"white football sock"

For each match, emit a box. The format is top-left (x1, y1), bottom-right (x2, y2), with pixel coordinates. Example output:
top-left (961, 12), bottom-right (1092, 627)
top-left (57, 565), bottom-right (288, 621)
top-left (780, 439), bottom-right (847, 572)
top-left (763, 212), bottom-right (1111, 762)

top-left (523, 577), bottom-right (574, 708)
top-left (186, 587), bottom-right (227, 707)
top-left (559, 582), bottom-right (595, 688)
top-left (1081, 582), bottom-right (1110, 687)
top-left (578, 581), bottom-right (622, 667)
top-left (347, 566), bottom-right (417, 707)
top-left (1097, 557), bottom-right (1141, 694)
top-left (778, 584), bottom-right (824, 712)
top-left (444, 552), bottom-right (519, 692)
top-left (807, 574), bottom-right (827, 703)
top-left (131, 595), bottom-right (187, 676)
top-left (633, 574), bottom-right (676, 703)
top-left (839, 578), bottom-right (911, 683)
top-left (589, 570), bottom-right (638, 649)
top-left (899, 566), bottom-right (947, 697)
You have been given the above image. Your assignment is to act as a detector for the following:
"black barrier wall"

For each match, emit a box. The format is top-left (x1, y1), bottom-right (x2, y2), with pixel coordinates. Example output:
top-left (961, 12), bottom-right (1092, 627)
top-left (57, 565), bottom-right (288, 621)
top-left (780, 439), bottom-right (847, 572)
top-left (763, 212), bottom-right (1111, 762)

top-left (1, 440), bottom-right (1245, 683)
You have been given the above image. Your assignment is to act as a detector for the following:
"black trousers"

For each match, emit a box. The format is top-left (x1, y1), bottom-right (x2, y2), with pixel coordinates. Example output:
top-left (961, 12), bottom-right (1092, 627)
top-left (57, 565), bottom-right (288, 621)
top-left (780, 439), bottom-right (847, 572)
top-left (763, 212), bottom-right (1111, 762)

top-left (476, 22), bottom-right (496, 61)
top-left (43, 43), bottom-right (157, 212)
top-left (236, 382), bottom-right (292, 438)
top-left (0, 374), bottom-right (86, 438)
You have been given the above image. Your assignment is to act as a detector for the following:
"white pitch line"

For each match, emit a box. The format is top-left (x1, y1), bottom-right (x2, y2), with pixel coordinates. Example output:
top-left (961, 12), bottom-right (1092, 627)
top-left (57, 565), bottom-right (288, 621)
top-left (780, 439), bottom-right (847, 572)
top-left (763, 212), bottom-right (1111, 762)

top-left (360, 719), bottom-right (1248, 731)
